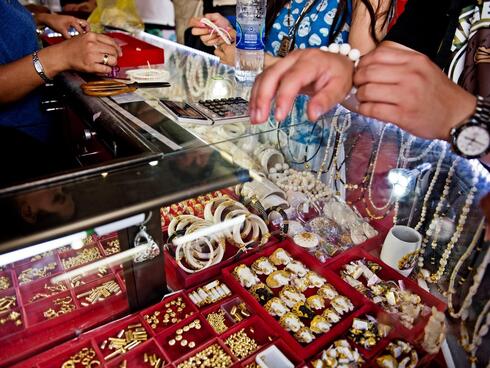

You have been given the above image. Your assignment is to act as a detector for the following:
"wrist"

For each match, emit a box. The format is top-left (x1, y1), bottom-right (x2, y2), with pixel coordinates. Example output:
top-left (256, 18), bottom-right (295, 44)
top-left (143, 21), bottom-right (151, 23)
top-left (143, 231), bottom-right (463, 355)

top-left (37, 46), bottom-right (66, 79)
top-left (443, 92), bottom-right (477, 141)
top-left (35, 12), bottom-right (50, 26)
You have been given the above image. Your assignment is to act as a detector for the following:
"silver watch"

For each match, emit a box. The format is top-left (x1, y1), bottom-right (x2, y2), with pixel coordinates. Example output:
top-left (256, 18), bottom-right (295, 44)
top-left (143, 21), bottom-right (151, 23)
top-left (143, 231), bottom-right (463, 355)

top-left (32, 51), bottom-right (52, 83)
top-left (450, 96), bottom-right (490, 159)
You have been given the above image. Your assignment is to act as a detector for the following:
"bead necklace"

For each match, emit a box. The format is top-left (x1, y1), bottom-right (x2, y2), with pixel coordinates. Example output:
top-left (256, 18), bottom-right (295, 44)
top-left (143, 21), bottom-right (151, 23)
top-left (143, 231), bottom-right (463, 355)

top-left (426, 173), bottom-right (478, 283)
top-left (413, 145), bottom-right (448, 231)
top-left (460, 299), bottom-right (490, 367)
top-left (400, 136), bottom-right (438, 163)
top-left (186, 55), bottom-right (211, 98)
top-left (417, 157), bottom-right (460, 270)
top-left (447, 219), bottom-right (486, 319)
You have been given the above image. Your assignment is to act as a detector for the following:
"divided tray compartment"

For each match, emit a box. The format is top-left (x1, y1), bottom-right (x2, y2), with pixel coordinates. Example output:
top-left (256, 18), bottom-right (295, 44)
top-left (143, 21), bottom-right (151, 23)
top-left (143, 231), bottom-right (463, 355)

top-left (23, 290), bottom-right (79, 326)
top-left (139, 292), bottom-right (198, 335)
top-left (73, 275), bottom-right (125, 309)
top-left (94, 315), bottom-right (151, 363)
top-left (38, 339), bottom-right (104, 368)
top-left (173, 338), bottom-right (238, 368)
top-left (99, 236), bottom-right (121, 257)
top-left (18, 276), bottom-right (69, 305)
top-left (67, 264), bottom-right (116, 289)
top-left (367, 335), bottom-right (429, 368)
top-left (0, 269), bottom-right (14, 291)
top-left (240, 339), bottom-right (305, 368)
top-left (106, 339), bottom-right (169, 368)
top-left (221, 239), bottom-right (367, 360)
top-left (0, 306), bottom-right (25, 335)
top-left (220, 316), bottom-right (278, 362)
top-left (185, 277), bottom-right (235, 311)
top-left (14, 255), bottom-right (62, 286)
top-left (155, 315), bottom-right (215, 361)
top-left (327, 247), bottom-right (446, 338)
top-left (202, 296), bottom-right (252, 335)
top-left (59, 245), bottom-right (104, 271)
top-left (0, 286), bottom-right (20, 312)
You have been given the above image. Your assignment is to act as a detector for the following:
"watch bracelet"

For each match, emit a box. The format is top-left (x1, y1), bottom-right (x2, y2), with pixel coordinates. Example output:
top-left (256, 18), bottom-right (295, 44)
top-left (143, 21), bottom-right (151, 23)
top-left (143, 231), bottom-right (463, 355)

top-left (32, 51), bottom-right (52, 83)
top-left (475, 96), bottom-right (490, 123)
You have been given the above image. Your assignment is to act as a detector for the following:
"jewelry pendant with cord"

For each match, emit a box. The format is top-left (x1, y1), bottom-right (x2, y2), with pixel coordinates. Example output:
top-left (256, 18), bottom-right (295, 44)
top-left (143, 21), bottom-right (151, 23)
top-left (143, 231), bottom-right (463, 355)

top-left (460, 299), bottom-right (490, 367)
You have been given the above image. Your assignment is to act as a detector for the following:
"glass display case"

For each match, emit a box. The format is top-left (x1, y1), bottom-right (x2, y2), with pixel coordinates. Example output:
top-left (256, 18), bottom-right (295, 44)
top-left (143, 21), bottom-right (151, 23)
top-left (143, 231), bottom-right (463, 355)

top-left (0, 31), bottom-right (488, 368)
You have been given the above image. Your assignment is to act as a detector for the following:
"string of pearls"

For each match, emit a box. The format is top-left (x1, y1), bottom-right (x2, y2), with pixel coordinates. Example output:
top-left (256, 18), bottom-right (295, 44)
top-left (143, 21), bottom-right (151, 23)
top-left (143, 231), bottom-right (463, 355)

top-left (424, 173), bottom-right (478, 283)
top-left (460, 299), bottom-right (490, 368)
top-left (417, 157), bottom-right (459, 270)
top-left (413, 145), bottom-right (448, 231)
top-left (400, 136), bottom-right (439, 163)
top-left (272, 168), bottom-right (334, 201)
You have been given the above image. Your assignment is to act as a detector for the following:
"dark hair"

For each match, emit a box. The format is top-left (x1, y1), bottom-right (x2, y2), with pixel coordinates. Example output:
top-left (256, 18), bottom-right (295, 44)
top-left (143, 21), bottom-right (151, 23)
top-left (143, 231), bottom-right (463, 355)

top-left (265, 0), bottom-right (395, 44)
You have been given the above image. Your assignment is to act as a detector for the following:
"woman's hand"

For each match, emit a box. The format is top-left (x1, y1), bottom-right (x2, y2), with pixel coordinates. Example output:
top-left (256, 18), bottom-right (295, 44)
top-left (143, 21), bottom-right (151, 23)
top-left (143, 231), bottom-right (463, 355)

top-left (189, 13), bottom-right (234, 47)
top-left (36, 13), bottom-right (89, 39)
top-left (45, 32), bottom-right (122, 76)
top-left (214, 43), bottom-right (235, 66)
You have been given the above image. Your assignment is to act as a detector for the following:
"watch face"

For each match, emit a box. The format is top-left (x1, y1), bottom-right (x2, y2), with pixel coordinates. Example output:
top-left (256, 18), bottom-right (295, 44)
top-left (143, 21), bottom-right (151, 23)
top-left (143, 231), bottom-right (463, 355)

top-left (456, 125), bottom-right (490, 157)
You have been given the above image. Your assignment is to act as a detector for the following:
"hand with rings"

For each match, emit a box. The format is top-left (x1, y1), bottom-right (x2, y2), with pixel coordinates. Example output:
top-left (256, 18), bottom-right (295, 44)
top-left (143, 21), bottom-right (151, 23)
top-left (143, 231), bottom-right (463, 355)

top-left (52, 32), bottom-right (122, 75)
top-left (35, 13), bottom-right (90, 39)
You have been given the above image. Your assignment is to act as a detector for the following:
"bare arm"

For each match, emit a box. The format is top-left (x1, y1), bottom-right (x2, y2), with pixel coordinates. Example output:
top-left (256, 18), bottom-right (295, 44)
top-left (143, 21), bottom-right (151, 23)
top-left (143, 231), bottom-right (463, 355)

top-left (0, 33), bottom-right (121, 105)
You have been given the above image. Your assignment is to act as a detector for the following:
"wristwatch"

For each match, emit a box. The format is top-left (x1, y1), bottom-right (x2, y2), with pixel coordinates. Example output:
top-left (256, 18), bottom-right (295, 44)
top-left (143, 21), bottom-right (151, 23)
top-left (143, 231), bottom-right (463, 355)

top-left (450, 95), bottom-right (490, 159)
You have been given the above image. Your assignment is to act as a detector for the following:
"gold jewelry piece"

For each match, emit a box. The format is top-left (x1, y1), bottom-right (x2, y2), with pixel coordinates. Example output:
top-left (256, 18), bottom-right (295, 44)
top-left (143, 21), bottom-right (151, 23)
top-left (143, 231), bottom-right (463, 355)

top-left (18, 262), bottom-right (57, 284)
top-left (61, 347), bottom-right (100, 368)
top-left (0, 310), bottom-right (22, 326)
top-left (77, 280), bottom-right (121, 305)
top-left (224, 328), bottom-right (259, 360)
top-left (177, 343), bottom-right (232, 368)
top-left (104, 239), bottom-right (120, 255)
top-left (30, 282), bottom-right (67, 303)
top-left (43, 296), bottom-right (76, 320)
top-left (0, 275), bottom-right (10, 290)
top-left (0, 295), bottom-right (16, 312)
top-left (206, 310), bottom-right (228, 334)
top-left (62, 247), bottom-right (101, 270)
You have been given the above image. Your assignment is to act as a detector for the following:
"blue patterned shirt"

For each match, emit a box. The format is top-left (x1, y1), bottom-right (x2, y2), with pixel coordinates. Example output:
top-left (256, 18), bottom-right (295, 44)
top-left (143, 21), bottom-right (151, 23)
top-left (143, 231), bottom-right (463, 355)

top-left (265, 0), bottom-right (352, 56)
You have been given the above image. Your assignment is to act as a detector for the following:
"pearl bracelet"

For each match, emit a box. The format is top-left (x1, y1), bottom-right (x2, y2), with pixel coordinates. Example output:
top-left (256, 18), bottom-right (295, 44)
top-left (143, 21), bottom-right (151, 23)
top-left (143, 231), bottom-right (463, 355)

top-left (320, 43), bottom-right (361, 67)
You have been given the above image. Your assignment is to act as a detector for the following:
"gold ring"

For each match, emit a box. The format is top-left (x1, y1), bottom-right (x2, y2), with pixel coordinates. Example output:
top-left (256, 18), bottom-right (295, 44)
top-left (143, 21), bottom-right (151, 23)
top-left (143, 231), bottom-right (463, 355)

top-left (102, 54), bottom-right (109, 65)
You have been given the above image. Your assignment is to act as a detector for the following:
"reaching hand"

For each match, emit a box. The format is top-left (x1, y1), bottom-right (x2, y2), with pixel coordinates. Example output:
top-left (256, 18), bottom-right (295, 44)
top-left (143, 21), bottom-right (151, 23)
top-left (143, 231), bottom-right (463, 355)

top-left (63, 0), bottom-right (96, 13)
top-left (37, 13), bottom-right (89, 39)
top-left (54, 32), bottom-right (122, 75)
top-left (189, 13), bottom-right (234, 47)
top-left (214, 43), bottom-right (235, 66)
top-left (249, 49), bottom-right (354, 124)
top-left (354, 45), bottom-right (477, 141)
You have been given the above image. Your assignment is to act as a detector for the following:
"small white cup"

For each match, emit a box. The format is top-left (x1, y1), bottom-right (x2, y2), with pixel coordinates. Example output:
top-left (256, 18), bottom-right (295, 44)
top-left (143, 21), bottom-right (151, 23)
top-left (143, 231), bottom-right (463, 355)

top-left (380, 225), bottom-right (422, 277)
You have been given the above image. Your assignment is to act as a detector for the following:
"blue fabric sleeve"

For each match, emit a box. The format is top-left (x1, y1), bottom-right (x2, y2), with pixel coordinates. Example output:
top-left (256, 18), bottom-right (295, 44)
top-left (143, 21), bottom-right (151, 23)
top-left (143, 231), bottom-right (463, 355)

top-left (226, 15), bottom-right (236, 29)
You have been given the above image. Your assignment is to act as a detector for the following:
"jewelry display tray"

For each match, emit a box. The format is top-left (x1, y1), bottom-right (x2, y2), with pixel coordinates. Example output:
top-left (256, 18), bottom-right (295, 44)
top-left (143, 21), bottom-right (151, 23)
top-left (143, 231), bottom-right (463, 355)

top-left (21, 239), bottom-right (445, 368)
top-left (0, 238), bottom-right (129, 366)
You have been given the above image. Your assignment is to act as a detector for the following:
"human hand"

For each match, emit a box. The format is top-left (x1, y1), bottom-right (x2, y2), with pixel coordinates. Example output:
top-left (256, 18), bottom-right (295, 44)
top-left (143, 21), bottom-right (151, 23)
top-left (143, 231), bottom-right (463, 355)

top-left (189, 13), bottom-right (234, 47)
top-left (249, 49), bottom-right (354, 124)
top-left (37, 13), bottom-right (89, 39)
top-left (214, 43), bottom-right (235, 66)
top-left (63, 0), bottom-right (96, 13)
top-left (354, 45), bottom-right (477, 141)
top-left (54, 32), bottom-right (122, 75)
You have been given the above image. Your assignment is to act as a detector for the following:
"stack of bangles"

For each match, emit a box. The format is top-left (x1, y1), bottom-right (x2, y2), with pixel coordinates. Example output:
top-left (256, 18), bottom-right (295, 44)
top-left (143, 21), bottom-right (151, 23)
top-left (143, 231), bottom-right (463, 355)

top-left (168, 198), bottom-right (271, 273)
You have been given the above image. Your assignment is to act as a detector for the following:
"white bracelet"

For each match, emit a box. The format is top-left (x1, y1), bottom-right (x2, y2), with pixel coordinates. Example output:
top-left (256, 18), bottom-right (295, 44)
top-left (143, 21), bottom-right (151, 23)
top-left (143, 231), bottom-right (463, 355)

top-left (320, 43), bottom-right (361, 66)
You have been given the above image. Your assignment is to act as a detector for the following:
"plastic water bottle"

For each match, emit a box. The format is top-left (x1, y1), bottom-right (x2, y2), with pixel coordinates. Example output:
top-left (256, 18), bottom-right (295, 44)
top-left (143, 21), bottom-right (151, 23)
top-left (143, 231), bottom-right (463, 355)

top-left (235, 0), bottom-right (266, 83)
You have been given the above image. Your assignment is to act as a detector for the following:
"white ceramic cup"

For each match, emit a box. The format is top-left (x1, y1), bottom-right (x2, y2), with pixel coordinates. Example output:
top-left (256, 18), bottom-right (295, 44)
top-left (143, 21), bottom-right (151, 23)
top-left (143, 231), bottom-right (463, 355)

top-left (380, 225), bottom-right (422, 277)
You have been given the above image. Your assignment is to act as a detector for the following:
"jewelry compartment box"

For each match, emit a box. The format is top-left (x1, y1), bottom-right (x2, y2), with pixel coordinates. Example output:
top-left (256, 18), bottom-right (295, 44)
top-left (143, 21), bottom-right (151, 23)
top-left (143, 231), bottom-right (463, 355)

top-left (0, 240), bottom-right (129, 366)
top-left (221, 239), bottom-right (370, 360)
top-left (327, 247), bottom-right (446, 337)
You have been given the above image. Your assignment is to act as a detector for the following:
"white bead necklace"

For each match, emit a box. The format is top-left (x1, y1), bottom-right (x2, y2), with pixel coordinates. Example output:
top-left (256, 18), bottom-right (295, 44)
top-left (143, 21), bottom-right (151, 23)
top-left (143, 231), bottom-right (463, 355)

top-left (186, 55), bottom-right (210, 98)
top-left (460, 299), bottom-right (490, 367)
top-left (413, 145), bottom-right (448, 231)
top-left (316, 113), bottom-right (337, 183)
top-left (447, 219), bottom-right (486, 319)
top-left (417, 157), bottom-right (460, 270)
top-left (400, 136), bottom-right (439, 163)
top-left (426, 173), bottom-right (478, 284)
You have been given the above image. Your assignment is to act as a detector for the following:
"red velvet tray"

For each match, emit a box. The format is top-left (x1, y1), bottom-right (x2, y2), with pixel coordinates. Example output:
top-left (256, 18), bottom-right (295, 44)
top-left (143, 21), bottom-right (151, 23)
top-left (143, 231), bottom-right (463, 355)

top-left (0, 239), bottom-right (129, 367)
top-left (326, 247), bottom-right (446, 338)
top-left (221, 239), bottom-right (372, 360)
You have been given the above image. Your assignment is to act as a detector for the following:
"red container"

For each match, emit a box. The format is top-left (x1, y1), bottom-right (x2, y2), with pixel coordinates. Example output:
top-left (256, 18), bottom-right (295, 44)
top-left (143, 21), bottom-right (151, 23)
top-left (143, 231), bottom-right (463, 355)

top-left (326, 247), bottom-right (446, 338)
top-left (221, 239), bottom-right (367, 360)
top-left (240, 338), bottom-right (305, 368)
top-left (185, 277), bottom-right (235, 311)
top-left (38, 340), bottom-right (103, 368)
top-left (173, 338), bottom-right (237, 368)
top-left (202, 296), bottom-right (253, 335)
top-left (105, 339), bottom-right (169, 368)
top-left (18, 276), bottom-right (69, 305)
top-left (107, 32), bottom-right (164, 67)
top-left (14, 255), bottom-right (62, 286)
top-left (59, 245), bottom-right (104, 271)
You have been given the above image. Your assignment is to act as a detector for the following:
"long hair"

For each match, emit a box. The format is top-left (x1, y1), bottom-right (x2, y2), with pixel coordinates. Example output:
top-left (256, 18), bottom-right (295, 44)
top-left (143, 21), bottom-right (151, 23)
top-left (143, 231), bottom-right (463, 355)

top-left (265, 0), bottom-right (395, 44)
